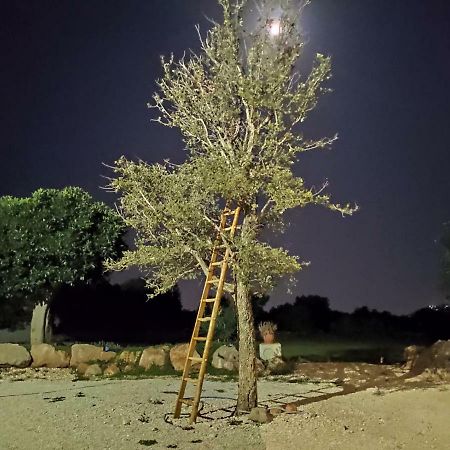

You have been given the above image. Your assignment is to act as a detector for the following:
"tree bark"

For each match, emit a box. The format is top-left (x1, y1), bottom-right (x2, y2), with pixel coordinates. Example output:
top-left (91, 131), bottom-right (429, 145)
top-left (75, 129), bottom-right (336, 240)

top-left (235, 277), bottom-right (258, 412)
top-left (30, 302), bottom-right (51, 345)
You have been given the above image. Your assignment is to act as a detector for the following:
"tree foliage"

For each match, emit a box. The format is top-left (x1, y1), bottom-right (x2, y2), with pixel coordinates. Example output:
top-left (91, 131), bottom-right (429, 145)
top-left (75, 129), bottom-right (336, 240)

top-left (108, 0), bottom-right (356, 297)
top-left (0, 187), bottom-right (126, 309)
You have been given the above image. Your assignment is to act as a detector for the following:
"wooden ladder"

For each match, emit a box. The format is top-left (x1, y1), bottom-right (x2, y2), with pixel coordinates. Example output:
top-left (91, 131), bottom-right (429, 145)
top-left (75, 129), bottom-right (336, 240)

top-left (174, 204), bottom-right (241, 423)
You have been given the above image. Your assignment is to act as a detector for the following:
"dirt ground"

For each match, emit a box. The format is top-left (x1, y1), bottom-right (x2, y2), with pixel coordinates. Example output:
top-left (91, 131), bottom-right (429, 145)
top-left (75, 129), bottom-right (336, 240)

top-left (0, 365), bottom-right (449, 450)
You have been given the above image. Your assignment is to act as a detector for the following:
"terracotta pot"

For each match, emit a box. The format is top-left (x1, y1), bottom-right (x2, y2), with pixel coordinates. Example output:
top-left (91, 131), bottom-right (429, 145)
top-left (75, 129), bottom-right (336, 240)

top-left (263, 333), bottom-right (275, 344)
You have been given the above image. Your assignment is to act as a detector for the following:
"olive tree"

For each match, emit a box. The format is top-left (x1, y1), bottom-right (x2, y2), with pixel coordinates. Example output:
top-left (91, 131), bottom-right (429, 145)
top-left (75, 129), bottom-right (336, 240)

top-left (0, 187), bottom-right (126, 343)
top-left (108, 0), bottom-right (356, 411)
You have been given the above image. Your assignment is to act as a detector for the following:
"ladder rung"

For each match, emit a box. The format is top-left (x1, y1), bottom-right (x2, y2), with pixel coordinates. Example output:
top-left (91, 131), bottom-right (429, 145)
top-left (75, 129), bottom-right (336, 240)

top-left (198, 317), bottom-right (212, 322)
top-left (179, 398), bottom-right (194, 405)
top-left (183, 377), bottom-right (198, 384)
top-left (193, 337), bottom-right (207, 341)
top-left (202, 298), bottom-right (217, 303)
top-left (188, 357), bottom-right (204, 363)
top-left (211, 261), bottom-right (224, 266)
top-left (223, 209), bottom-right (238, 216)
top-left (206, 278), bottom-right (220, 284)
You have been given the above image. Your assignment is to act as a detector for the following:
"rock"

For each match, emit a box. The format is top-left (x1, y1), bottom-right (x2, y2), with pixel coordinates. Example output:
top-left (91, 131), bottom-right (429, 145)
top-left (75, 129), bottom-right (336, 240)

top-left (284, 402), bottom-right (298, 413)
top-left (123, 364), bottom-right (135, 373)
top-left (76, 363), bottom-right (89, 375)
top-left (268, 407), bottom-right (284, 417)
top-left (266, 356), bottom-right (289, 374)
top-left (0, 344), bottom-right (31, 368)
top-left (403, 345), bottom-right (425, 371)
top-left (139, 346), bottom-right (169, 369)
top-left (169, 344), bottom-right (201, 371)
top-left (255, 358), bottom-right (265, 376)
top-left (31, 344), bottom-right (70, 368)
top-left (259, 343), bottom-right (282, 361)
top-left (248, 407), bottom-right (273, 423)
top-left (70, 344), bottom-right (116, 367)
top-left (211, 345), bottom-right (239, 371)
top-left (118, 350), bottom-right (142, 366)
top-left (84, 364), bottom-right (103, 377)
top-left (409, 340), bottom-right (450, 375)
top-left (104, 364), bottom-right (120, 377)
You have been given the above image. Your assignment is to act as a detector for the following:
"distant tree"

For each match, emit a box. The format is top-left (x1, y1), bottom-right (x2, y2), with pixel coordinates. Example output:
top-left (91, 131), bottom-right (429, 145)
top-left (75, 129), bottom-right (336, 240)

top-left (295, 295), bottom-right (331, 332)
top-left (108, 0), bottom-right (356, 411)
top-left (0, 187), bottom-right (126, 343)
top-left (52, 280), bottom-right (188, 343)
top-left (410, 305), bottom-right (450, 341)
top-left (270, 295), bottom-right (331, 334)
top-left (205, 294), bottom-right (270, 343)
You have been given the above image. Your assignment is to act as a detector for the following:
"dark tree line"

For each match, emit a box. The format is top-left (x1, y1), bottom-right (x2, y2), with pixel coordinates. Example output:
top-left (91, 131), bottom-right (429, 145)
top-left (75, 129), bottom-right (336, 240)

top-left (50, 290), bottom-right (450, 345)
top-left (50, 280), bottom-right (194, 344)
top-left (265, 296), bottom-right (450, 343)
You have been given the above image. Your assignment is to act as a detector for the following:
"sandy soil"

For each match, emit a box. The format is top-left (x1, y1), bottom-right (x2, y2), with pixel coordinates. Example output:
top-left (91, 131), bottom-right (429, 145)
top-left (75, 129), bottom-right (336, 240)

top-left (0, 369), bottom-right (448, 450)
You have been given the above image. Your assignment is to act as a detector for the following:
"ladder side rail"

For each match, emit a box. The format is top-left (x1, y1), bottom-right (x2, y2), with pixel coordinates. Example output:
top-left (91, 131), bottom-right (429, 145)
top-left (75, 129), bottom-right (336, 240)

top-left (174, 209), bottom-right (230, 417)
top-left (174, 259), bottom-right (217, 417)
top-left (189, 247), bottom-right (232, 422)
top-left (175, 204), bottom-right (241, 422)
top-left (189, 207), bottom-right (241, 422)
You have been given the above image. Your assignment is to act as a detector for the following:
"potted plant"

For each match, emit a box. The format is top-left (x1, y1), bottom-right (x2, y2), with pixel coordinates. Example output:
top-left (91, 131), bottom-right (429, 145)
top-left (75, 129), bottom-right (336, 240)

top-left (258, 321), bottom-right (278, 344)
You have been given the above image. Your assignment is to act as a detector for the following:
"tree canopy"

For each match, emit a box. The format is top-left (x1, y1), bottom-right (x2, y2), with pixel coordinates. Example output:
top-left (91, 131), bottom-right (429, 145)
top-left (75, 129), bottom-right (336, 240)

top-left (108, 0), bottom-right (357, 411)
top-left (108, 0), bottom-right (356, 297)
top-left (0, 187), bottom-right (126, 314)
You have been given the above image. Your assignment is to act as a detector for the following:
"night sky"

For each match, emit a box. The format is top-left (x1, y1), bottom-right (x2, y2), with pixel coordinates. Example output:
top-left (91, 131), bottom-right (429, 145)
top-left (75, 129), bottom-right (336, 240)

top-left (1, 0), bottom-right (450, 314)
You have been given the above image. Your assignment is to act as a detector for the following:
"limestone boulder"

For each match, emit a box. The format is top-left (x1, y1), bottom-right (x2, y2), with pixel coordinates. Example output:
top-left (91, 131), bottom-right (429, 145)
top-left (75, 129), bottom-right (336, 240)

top-left (284, 402), bottom-right (298, 413)
top-left (269, 407), bottom-right (285, 417)
top-left (266, 356), bottom-right (289, 375)
top-left (255, 358), bottom-right (265, 376)
top-left (0, 344), bottom-right (31, 368)
top-left (76, 363), bottom-right (89, 375)
top-left (84, 364), bottom-right (103, 377)
top-left (212, 345), bottom-right (239, 371)
top-left (248, 407), bottom-right (273, 423)
top-left (169, 343), bottom-right (201, 371)
top-left (403, 345), bottom-right (425, 371)
top-left (70, 344), bottom-right (116, 367)
top-left (31, 344), bottom-right (70, 368)
top-left (118, 350), bottom-right (142, 366)
top-left (139, 346), bottom-right (169, 369)
top-left (410, 340), bottom-right (450, 375)
top-left (104, 364), bottom-right (120, 377)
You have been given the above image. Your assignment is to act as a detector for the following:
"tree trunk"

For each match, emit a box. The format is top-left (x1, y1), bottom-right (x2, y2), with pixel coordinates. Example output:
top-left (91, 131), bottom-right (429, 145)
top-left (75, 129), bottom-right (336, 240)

top-left (235, 274), bottom-right (258, 413)
top-left (30, 302), bottom-right (52, 345)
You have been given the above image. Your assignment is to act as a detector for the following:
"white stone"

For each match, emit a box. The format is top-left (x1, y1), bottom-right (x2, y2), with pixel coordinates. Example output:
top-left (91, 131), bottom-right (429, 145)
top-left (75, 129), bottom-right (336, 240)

top-left (84, 363), bottom-right (103, 377)
top-left (169, 343), bottom-right (201, 371)
top-left (70, 344), bottom-right (116, 367)
top-left (259, 343), bottom-right (282, 361)
top-left (0, 343), bottom-right (31, 367)
top-left (139, 346), bottom-right (169, 369)
top-left (212, 345), bottom-right (239, 371)
top-left (31, 344), bottom-right (70, 368)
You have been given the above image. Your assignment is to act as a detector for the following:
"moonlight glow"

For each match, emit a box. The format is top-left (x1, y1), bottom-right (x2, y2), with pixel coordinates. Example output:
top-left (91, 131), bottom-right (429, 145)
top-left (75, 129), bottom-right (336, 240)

top-left (268, 19), bottom-right (282, 36)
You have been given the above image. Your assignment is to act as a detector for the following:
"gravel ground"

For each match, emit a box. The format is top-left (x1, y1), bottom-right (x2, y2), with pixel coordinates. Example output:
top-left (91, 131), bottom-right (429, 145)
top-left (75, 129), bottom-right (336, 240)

top-left (0, 371), bottom-right (448, 450)
top-left (262, 385), bottom-right (450, 450)
top-left (0, 373), bottom-right (337, 450)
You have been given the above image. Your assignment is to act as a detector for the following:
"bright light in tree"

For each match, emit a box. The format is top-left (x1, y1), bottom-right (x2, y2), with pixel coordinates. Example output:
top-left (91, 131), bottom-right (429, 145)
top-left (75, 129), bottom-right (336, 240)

top-left (268, 19), bottom-right (282, 37)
